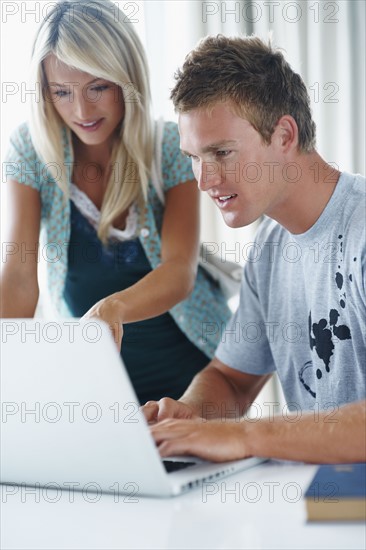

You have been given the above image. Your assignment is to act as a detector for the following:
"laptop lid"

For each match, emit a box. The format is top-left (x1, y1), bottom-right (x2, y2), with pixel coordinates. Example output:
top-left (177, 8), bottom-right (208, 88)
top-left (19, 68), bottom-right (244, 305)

top-left (0, 319), bottom-right (176, 497)
top-left (0, 319), bottom-right (264, 497)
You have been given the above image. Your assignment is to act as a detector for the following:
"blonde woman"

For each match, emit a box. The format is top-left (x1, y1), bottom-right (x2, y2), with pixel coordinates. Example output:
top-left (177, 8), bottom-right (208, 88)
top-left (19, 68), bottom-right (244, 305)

top-left (1, 0), bottom-right (230, 403)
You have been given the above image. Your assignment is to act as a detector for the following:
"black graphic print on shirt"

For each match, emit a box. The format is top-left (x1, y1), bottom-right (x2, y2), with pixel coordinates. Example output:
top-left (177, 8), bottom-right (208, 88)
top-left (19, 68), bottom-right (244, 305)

top-left (299, 235), bottom-right (354, 399)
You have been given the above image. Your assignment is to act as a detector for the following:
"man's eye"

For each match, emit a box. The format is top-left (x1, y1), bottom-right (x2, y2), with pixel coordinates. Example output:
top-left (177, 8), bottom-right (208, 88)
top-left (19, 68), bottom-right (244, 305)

top-left (216, 150), bottom-right (231, 157)
top-left (188, 154), bottom-right (200, 161)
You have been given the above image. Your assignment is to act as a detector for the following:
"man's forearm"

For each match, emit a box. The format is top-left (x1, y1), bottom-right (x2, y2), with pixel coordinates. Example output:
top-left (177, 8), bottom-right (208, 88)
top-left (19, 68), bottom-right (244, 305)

top-left (179, 361), bottom-right (265, 420)
top-left (245, 399), bottom-right (366, 463)
top-left (179, 366), bottom-right (236, 418)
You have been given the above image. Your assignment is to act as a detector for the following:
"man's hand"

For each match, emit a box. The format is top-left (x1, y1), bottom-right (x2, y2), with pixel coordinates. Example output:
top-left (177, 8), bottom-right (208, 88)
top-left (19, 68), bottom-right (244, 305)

top-left (150, 418), bottom-right (250, 462)
top-left (149, 400), bottom-right (366, 464)
top-left (81, 294), bottom-right (124, 349)
top-left (141, 398), bottom-right (197, 424)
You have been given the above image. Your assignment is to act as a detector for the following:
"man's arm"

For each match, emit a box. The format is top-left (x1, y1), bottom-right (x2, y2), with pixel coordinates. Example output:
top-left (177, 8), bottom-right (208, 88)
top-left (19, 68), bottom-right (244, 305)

top-left (142, 357), bottom-right (271, 422)
top-left (151, 399), bottom-right (366, 464)
top-left (143, 357), bottom-right (366, 463)
top-left (247, 399), bottom-right (366, 463)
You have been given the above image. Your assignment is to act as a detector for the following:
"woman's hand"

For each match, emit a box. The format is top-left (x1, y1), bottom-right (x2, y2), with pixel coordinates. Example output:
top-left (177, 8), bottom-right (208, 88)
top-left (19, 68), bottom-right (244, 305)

top-left (81, 293), bottom-right (124, 349)
top-left (82, 179), bottom-right (200, 349)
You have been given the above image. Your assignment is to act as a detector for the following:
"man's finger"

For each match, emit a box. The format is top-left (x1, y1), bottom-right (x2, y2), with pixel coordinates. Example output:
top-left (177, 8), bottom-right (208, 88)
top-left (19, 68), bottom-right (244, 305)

top-left (156, 398), bottom-right (180, 422)
top-left (158, 437), bottom-right (192, 458)
top-left (150, 419), bottom-right (194, 443)
top-left (141, 401), bottom-right (158, 423)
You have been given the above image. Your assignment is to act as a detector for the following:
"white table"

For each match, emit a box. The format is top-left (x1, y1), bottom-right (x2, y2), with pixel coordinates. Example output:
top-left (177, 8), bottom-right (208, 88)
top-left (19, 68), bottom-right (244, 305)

top-left (1, 461), bottom-right (364, 549)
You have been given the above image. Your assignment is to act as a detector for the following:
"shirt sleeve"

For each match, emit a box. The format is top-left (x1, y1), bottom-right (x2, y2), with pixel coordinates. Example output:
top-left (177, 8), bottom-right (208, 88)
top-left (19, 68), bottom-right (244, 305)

top-left (161, 121), bottom-right (195, 192)
top-left (215, 243), bottom-right (276, 376)
top-left (3, 123), bottom-right (43, 191)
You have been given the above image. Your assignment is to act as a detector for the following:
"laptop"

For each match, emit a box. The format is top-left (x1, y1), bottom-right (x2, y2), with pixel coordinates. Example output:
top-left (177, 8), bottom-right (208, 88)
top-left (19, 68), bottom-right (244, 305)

top-left (0, 319), bottom-right (265, 497)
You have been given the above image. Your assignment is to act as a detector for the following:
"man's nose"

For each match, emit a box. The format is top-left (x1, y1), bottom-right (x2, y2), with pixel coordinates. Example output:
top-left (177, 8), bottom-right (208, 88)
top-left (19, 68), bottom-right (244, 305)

top-left (197, 161), bottom-right (222, 192)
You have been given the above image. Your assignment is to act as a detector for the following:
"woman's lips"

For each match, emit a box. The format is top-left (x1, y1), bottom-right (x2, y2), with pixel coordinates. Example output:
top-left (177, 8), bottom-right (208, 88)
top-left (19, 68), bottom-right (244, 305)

top-left (75, 119), bottom-right (103, 132)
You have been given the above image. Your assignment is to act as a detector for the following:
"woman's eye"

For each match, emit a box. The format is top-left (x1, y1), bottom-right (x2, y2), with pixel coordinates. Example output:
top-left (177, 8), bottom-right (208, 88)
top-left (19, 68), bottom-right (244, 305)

top-left (53, 90), bottom-right (69, 97)
top-left (91, 85), bottom-right (109, 92)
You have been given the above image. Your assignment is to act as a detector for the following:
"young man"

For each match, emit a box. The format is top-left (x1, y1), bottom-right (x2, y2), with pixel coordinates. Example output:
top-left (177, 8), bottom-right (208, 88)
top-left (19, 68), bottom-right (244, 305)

top-left (143, 35), bottom-right (366, 463)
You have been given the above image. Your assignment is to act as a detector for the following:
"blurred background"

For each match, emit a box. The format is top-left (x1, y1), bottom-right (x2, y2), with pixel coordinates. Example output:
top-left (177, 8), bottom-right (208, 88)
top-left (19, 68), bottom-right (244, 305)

top-left (1, 0), bottom-right (365, 406)
top-left (2, 0), bottom-right (365, 244)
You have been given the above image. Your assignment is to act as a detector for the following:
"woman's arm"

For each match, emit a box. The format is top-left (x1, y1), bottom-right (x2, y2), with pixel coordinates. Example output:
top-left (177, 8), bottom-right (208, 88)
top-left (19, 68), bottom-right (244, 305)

top-left (82, 179), bottom-right (200, 346)
top-left (0, 180), bottom-right (41, 317)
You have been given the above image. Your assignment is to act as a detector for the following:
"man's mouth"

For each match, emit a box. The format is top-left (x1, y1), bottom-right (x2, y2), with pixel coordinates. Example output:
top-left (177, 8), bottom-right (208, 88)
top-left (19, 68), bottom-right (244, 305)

top-left (218, 194), bottom-right (237, 202)
top-left (211, 193), bottom-right (238, 209)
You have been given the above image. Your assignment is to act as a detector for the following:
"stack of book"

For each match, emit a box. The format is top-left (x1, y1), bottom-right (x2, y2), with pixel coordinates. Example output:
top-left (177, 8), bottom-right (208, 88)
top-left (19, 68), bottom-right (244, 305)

top-left (304, 463), bottom-right (366, 521)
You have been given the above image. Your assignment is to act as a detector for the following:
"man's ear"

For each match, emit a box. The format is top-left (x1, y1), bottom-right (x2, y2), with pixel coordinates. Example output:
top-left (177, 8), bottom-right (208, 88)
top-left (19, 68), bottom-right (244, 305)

top-left (274, 115), bottom-right (299, 153)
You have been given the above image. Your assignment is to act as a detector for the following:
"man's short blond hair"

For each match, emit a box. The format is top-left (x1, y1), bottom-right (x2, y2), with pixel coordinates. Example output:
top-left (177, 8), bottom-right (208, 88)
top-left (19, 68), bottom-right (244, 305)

top-left (171, 35), bottom-right (316, 153)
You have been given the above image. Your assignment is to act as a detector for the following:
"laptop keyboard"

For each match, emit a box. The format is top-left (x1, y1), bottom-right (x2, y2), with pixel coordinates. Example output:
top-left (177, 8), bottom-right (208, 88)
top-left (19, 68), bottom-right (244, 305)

top-left (163, 460), bottom-right (197, 473)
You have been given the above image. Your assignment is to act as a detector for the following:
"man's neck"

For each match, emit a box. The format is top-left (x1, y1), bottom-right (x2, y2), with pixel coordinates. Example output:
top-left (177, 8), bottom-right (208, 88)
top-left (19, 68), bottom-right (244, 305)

top-left (268, 152), bottom-right (341, 235)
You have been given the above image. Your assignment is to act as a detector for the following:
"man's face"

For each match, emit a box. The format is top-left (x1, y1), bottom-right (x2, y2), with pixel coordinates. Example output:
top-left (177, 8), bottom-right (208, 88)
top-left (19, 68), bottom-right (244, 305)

top-left (179, 101), bottom-right (289, 228)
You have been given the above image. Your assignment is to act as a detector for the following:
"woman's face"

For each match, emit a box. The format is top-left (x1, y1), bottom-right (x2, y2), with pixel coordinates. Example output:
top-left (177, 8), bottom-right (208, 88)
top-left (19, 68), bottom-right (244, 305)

top-left (44, 54), bottom-right (125, 149)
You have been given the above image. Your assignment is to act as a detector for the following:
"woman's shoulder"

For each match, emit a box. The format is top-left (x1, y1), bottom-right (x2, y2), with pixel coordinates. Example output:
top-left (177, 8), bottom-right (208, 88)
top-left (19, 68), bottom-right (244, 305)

top-left (10, 120), bottom-right (31, 140)
top-left (156, 119), bottom-right (194, 187)
top-left (160, 119), bottom-right (180, 156)
top-left (7, 121), bottom-right (35, 155)
top-left (161, 119), bottom-right (179, 136)
top-left (157, 119), bottom-right (183, 167)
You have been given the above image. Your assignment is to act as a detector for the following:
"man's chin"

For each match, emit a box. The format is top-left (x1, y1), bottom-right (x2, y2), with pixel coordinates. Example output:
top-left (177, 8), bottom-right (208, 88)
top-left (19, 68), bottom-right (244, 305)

top-left (221, 212), bottom-right (249, 229)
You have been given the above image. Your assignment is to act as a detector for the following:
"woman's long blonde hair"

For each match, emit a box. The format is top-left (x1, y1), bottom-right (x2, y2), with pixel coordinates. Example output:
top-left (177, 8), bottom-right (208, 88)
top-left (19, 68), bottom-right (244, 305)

top-left (30, 0), bottom-right (154, 242)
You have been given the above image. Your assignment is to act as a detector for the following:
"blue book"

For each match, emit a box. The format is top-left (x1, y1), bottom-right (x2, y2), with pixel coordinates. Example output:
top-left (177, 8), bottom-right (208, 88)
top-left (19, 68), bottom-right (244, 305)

top-left (304, 463), bottom-right (366, 521)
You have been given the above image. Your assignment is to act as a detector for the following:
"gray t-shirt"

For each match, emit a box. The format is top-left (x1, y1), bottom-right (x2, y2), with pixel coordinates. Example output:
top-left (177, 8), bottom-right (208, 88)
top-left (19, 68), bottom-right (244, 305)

top-left (216, 172), bottom-right (366, 411)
